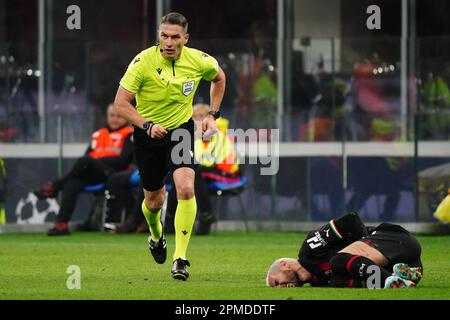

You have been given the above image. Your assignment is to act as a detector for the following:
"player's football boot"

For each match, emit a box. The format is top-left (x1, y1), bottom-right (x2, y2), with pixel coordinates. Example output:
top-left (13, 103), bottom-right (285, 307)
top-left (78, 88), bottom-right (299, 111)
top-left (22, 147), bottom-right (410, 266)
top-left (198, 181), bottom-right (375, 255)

top-left (384, 275), bottom-right (415, 289)
top-left (393, 263), bottom-right (422, 283)
top-left (47, 222), bottom-right (71, 236)
top-left (171, 258), bottom-right (190, 281)
top-left (148, 235), bottom-right (167, 264)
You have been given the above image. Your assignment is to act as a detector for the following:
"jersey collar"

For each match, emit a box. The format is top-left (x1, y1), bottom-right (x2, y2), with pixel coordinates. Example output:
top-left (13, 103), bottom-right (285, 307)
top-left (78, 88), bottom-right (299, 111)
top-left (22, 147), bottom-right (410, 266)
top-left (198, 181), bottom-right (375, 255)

top-left (156, 44), bottom-right (185, 65)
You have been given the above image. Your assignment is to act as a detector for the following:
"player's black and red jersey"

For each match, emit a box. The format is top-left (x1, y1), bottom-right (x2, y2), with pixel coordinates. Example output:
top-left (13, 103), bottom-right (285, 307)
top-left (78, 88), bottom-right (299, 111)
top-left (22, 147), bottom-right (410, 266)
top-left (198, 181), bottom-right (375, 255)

top-left (298, 212), bottom-right (369, 286)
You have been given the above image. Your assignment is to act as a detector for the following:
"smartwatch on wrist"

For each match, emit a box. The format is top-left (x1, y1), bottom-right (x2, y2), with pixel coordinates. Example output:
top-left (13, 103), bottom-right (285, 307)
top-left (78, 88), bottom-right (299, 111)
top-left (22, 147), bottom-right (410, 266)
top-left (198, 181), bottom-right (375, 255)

top-left (142, 121), bottom-right (152, 131)
top-left (208, 110), bottom-right (221, 120)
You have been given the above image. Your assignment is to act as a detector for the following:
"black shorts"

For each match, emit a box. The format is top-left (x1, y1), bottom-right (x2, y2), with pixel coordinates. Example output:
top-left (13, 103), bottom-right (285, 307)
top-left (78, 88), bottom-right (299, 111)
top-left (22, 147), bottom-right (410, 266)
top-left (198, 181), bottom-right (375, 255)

top-left (362, 223), bottom-right (423, 271)
top-left (133, 119), bottom-right (196, 191)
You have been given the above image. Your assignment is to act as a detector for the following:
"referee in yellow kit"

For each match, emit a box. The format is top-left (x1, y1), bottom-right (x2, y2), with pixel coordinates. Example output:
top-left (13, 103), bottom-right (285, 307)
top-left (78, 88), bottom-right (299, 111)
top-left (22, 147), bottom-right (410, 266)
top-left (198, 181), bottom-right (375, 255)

top-left (114, 12), bottom-right (226, 281)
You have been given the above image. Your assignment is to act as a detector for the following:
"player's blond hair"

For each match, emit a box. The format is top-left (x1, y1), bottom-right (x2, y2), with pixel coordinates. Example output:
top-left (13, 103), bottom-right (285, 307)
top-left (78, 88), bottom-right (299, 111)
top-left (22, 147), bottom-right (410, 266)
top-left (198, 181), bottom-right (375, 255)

top-left (266, 258), bottom-right (287, 287)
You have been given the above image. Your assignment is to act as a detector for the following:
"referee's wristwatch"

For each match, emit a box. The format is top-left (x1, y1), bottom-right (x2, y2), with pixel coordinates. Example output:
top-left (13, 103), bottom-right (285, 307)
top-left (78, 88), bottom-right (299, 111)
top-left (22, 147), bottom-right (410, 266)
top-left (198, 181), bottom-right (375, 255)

top-left (142, 121), bottom-right (153, 132)
top-left (207, 110), bottom-right (221, 120)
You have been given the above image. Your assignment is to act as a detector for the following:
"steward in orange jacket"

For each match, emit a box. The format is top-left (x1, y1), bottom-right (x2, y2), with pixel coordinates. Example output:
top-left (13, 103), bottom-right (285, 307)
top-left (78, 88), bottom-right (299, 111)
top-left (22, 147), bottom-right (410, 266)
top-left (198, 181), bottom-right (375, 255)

top-left (34, 104), bottom-right (134, 235)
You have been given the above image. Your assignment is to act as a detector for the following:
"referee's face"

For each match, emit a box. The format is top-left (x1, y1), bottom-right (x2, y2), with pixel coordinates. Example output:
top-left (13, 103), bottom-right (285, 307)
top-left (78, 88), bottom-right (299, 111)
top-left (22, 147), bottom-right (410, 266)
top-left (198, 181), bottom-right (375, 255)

top-left (159, 23), bottom-right (189, 61)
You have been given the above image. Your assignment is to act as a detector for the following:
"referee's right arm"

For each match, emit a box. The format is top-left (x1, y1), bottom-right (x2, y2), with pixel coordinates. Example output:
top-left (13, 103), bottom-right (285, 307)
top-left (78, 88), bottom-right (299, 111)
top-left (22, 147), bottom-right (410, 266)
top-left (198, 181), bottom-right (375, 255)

top-left (114, 86), bottom-right (148, 130)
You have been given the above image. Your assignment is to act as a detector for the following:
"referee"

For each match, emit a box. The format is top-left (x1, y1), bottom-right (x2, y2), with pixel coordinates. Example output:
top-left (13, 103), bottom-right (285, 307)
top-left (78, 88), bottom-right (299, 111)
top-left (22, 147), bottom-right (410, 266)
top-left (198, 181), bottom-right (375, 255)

top-left (114, 12), bottom-right (225, 281)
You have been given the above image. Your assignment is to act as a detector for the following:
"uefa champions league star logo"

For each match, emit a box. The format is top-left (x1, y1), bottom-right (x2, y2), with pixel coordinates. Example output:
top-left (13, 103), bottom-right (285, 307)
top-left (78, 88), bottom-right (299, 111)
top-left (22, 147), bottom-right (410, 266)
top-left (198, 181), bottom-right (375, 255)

top-left (15, 192), bottom-right (60, 224)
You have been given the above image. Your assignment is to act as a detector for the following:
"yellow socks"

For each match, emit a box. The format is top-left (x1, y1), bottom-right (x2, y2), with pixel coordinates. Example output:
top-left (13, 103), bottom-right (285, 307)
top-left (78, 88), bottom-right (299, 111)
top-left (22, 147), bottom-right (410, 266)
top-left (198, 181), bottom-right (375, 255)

top-left (141, 200), bottom-right (163, 242)
top-left (173, 197), bottom-right (197, 260)
top-left (141, 196), bottom-right (197, 260)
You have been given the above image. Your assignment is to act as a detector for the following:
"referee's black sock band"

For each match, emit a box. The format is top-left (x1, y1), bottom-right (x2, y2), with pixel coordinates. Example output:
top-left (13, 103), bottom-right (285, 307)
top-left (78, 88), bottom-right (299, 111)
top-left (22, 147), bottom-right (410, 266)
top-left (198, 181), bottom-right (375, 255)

top-left (330, 253), bottom-right (391, 287)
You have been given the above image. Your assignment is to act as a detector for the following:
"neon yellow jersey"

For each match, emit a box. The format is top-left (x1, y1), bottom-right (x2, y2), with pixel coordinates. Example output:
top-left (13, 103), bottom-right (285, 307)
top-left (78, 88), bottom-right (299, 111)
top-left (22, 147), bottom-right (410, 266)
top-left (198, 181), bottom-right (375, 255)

top-left (120, 45), bottom-right (219, 130)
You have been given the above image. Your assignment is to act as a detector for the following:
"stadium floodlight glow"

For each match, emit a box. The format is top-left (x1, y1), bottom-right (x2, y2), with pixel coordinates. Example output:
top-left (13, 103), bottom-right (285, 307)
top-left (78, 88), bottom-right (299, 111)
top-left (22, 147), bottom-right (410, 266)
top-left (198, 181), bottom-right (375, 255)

top-left (228, 53), bottom-right (236, 60)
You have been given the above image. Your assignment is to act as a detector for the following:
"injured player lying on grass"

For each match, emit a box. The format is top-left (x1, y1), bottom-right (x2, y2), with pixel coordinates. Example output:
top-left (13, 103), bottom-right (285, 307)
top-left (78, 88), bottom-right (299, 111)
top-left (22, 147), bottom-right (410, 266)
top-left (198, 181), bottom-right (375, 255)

top-left (266, 213), bottom-right (423, 289)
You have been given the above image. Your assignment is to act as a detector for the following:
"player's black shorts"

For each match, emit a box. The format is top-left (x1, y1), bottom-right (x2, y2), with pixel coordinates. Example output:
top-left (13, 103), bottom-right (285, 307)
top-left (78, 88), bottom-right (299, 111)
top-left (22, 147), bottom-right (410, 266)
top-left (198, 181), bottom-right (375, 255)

top-left (362, 223), bottom-right (422, 270)
top-left (133, 118), bottom-right (196, 191)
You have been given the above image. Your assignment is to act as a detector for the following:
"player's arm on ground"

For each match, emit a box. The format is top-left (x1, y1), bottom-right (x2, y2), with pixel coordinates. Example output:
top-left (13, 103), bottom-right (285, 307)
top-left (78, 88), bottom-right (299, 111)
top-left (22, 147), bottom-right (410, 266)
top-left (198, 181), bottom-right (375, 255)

top-left (301, 213), bottom-right (368, 252)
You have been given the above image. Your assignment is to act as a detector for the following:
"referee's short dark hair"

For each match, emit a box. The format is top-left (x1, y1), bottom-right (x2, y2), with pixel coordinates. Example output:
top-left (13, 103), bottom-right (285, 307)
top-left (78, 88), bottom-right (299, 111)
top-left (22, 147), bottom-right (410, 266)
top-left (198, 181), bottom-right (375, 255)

top-left (161, 12), bottom-right (188, 33)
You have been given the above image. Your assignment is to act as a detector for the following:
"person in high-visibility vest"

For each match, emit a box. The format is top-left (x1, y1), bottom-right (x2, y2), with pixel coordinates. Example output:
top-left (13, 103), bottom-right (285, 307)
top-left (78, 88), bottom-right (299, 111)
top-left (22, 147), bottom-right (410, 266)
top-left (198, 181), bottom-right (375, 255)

top-left (418, 161), bottom-right (450, 220)
top-left (195, 104), bottom-right (240, 235)
top-left (434, 188), bottom-right (450, 223)
top-left (33, 104), bottom-right (134, 236)
top-left (194, 104), bottom-right (240, 183)
top-left (0, 158), bottom-right (6, 225)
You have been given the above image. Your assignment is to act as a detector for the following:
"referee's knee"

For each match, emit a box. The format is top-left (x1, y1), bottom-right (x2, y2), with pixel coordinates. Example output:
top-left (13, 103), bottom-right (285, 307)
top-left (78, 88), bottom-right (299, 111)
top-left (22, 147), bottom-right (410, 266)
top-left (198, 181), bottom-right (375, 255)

top-left (144, 194), bottom-right (165, 211)
top-left (176, 184), bottom-right (194, 200)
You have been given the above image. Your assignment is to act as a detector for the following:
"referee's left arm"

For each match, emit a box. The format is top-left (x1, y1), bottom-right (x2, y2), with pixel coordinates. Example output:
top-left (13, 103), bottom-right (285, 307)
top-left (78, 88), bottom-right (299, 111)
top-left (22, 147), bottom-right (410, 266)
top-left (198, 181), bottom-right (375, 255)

top-left (209, 66), bottom-right (226, 114)
top-left (203, 67), bottom-right (226, 136)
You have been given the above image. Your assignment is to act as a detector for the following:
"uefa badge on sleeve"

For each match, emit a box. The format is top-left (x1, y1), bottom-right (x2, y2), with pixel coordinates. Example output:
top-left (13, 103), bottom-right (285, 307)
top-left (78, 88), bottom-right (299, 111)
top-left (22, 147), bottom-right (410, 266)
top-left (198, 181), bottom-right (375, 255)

top-left (182, 80), bottom-right (195, 96)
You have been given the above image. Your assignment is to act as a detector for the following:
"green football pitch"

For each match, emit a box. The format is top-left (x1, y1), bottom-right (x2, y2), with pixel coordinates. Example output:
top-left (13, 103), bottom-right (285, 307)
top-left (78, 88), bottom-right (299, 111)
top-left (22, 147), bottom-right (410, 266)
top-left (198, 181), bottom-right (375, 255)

top-left (1, 231), bottom-right (450, 300)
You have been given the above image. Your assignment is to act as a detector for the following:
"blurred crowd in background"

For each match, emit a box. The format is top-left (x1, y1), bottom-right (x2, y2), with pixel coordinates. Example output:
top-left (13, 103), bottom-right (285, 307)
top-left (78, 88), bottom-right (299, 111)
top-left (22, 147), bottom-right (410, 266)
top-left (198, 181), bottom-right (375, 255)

top-left (1, 0), bottom-right (450, 143)
top-left (1, 0), bottom-right (450, 224)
